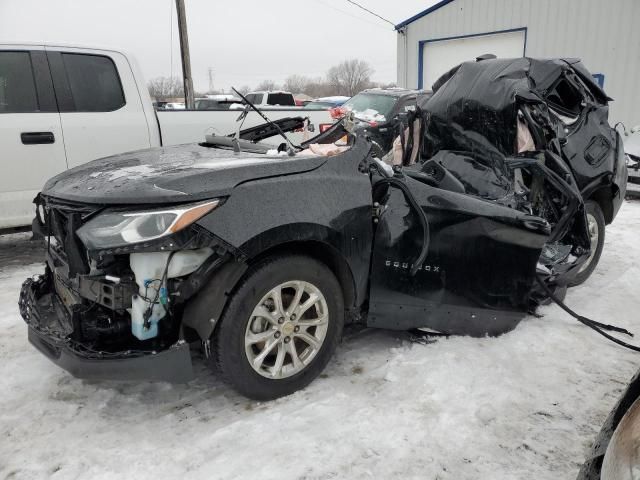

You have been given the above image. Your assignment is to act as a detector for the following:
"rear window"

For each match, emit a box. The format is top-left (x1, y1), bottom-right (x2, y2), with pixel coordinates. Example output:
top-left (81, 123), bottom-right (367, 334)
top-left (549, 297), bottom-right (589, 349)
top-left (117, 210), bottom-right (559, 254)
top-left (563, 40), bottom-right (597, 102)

top-left (62, 53), bottom-right (125, 112)
top-left (0, 51), bottom-right (39, 113)
top-left (266, 93), bottom-right (295, 106)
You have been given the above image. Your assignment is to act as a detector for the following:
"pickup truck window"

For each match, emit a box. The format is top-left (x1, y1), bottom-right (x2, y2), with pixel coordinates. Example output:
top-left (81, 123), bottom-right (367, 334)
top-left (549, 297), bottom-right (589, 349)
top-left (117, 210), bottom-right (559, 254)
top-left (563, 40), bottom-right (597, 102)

top-left (267, 93), bottom-right (295, 106)
top-left (0, 51), bottom-right (38, 113)
top-left (61, 53), bottom-right (125, 112)
top-left (245, 93), bottom-right (261, 104)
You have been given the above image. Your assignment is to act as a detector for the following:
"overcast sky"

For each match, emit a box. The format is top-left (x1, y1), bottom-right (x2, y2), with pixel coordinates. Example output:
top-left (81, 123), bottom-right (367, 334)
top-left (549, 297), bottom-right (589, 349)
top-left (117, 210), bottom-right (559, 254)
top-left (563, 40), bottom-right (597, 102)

top-left (0, 0), bottom-right (437, 92)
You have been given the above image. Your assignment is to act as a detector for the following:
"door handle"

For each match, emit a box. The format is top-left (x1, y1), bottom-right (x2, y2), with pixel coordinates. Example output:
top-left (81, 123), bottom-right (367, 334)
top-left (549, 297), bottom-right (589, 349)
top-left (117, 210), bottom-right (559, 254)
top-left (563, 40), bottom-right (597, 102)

top-left (21, 132), bottom-right (55, 145)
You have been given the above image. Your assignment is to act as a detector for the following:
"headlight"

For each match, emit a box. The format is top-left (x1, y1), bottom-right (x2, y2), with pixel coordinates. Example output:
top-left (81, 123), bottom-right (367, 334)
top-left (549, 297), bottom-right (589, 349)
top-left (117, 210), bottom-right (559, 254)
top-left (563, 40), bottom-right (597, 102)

top-left (77, 199), bottom-right (220, 249)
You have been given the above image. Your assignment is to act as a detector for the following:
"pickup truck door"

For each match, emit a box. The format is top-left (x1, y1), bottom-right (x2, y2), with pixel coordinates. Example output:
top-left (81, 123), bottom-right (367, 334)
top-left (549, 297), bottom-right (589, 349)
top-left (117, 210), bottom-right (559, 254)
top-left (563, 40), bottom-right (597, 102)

top-left (367, 174), bottom-right (549, 337)
top-left (45, 48), bottom-right (152, 169)
top-left (0, 48), bottom-right (67, 230)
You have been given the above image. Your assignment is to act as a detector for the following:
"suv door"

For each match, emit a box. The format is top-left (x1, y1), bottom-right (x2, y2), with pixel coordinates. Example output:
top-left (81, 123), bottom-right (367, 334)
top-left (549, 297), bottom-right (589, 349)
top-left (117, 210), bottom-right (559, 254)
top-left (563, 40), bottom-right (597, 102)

top-left (0, 47), bottom-right (67, 229)
top-left (367, 174), bottom-right (549, 336)
top-left (46, 48), bottom-right (151, 169)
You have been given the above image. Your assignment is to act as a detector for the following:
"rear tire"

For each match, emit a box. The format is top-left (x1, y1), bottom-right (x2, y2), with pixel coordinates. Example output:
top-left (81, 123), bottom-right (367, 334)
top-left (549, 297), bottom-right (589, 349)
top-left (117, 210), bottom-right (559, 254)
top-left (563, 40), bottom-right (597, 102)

top-left (569, 200), bottom-right (606, 286)
top-left (213, 254), bottom-right (344, 400)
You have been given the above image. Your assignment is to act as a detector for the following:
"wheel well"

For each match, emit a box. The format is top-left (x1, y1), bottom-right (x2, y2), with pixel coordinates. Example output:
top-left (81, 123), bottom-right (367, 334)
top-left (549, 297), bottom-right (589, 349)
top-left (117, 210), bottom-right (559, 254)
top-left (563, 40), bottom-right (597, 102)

top-left (588, 187), bottom-right (614, 224)
top-left (247, 241), bottom-right (358, 311)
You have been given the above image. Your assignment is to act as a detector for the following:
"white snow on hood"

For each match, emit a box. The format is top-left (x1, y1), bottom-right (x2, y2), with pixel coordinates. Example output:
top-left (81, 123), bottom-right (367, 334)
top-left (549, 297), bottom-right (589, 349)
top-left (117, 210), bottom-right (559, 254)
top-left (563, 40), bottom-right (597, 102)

top-left (89, 165), bottom-right (159, 182)
top-left (194, 156), bottom-right (292, 169)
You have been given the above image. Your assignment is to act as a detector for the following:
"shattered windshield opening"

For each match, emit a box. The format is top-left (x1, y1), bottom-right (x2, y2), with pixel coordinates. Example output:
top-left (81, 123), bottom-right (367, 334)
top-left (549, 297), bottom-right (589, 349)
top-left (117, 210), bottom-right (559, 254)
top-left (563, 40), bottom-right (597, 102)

top-left (342, 93), bottom-right (396, 123)
top-left (546, 76), bottom-right (583, 117)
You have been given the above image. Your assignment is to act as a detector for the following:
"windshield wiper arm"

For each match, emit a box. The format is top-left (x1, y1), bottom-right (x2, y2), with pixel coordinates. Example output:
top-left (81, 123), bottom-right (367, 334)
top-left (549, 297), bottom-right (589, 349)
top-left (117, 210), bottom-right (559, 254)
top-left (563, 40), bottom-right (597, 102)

top-left (232, 87), bottom-right (299, 156)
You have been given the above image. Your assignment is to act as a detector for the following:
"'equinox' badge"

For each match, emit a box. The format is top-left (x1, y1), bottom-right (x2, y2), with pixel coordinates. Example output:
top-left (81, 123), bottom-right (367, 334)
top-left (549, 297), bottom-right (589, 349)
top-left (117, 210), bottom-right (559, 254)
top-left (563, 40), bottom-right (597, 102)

top-left (385, 260), bottom-right (441, 272)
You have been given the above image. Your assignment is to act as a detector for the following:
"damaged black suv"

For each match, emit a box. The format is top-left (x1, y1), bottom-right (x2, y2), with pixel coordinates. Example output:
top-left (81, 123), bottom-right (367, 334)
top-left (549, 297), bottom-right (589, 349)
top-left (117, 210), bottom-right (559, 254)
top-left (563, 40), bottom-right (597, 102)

top-left (20, 57), bottom-right (626, 400)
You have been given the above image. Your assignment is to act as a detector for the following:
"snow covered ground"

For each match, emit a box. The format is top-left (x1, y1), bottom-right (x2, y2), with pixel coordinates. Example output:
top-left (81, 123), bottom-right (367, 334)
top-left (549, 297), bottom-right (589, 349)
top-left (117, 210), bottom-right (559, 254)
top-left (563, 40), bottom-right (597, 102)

top-left (1, 201), bottom-right (639, 480)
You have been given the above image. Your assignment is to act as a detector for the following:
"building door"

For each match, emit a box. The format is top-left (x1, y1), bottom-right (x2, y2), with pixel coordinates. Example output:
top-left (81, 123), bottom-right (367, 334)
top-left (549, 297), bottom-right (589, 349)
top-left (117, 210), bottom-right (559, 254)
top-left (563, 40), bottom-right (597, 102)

top-left (420, 29), bottom-right (526, 89)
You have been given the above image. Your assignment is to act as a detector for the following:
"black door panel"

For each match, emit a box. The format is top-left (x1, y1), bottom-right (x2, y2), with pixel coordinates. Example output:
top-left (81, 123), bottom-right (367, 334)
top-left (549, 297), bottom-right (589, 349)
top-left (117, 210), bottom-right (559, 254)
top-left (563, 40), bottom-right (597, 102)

top-left (368, 177), bottom-right (548, 336)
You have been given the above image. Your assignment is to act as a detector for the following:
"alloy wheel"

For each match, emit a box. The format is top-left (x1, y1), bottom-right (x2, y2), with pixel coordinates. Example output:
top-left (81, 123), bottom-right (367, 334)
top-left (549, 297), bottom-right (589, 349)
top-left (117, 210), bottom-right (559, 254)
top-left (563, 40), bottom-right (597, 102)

top-left (244, 281), bottom-right (329, 379)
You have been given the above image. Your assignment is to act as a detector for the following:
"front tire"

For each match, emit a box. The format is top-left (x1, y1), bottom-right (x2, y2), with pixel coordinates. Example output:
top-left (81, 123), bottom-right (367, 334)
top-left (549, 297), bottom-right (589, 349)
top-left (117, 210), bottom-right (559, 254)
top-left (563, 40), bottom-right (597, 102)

top-left (213, 255), bottom-right (344, 400)
top-left (570, 200), bottom-right (606, 286)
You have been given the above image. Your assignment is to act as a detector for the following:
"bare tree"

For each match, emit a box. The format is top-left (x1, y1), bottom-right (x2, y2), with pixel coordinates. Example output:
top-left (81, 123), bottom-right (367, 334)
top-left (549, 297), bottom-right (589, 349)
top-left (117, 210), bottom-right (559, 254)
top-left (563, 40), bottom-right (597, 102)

top-left (255, 80), bottom-right (279, 91)
top-left (147, 76), bottom-right (184, 101)
top-left (327, 59), bottom-right (374, 96)
top-left (283, 75), bottom-right (310, 94)
top-left (236, 85), bottom-right (251, 95)
top-left (300, 77), bottom-right (335, 98)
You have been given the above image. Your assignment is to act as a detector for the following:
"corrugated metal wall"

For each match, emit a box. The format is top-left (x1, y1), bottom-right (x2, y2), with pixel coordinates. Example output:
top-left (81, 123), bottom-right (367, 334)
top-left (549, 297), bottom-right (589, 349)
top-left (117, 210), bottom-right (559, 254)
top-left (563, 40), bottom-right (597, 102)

top-left (397, 0), bottom-right (640, 126)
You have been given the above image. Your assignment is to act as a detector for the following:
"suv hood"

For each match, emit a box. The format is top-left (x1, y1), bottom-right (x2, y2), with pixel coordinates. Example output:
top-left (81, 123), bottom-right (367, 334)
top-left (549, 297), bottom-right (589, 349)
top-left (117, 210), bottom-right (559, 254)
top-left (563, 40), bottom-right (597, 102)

top-left (41, 144), bottom-right (328, 205)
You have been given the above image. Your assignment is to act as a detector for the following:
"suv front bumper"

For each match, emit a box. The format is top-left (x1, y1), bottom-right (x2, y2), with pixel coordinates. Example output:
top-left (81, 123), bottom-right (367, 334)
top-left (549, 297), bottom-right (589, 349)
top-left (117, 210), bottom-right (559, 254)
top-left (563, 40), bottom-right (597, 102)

top-left (19, 274), bottom-right (194, 383)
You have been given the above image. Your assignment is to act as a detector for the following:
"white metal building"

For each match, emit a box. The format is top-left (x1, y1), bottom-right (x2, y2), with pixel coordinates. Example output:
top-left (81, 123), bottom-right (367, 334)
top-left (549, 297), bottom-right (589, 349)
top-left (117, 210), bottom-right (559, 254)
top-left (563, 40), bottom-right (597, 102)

top-left (396, 0), bottom-right (640, 127)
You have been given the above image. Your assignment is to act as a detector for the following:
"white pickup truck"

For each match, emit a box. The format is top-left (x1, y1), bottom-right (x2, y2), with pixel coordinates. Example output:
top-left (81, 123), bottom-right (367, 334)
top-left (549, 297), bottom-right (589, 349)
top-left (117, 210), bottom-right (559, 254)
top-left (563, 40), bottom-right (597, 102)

top-left (0, 43), bottom-right (335, 230)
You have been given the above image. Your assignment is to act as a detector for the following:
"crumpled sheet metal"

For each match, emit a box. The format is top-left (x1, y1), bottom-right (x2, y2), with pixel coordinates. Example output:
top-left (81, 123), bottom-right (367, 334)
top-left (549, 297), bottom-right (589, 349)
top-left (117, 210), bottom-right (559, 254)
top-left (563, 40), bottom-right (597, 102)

top-left (419, 57), bottom-right (610, 161)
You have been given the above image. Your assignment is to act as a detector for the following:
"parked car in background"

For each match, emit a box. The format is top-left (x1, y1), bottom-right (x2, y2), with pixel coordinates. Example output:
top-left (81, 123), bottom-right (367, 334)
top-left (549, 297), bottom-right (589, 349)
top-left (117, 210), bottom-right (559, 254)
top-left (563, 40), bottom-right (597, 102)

top-left (0, 43), bottom-right (335, 231)
top-left (164, 102), bottom-right (185, 110)
top-left (294, 95), bottom-right (312, 107)
top-left (624, 126), bottom-right (640, 198)
top-left (194, 97), bottom-right (242, 111)
top-left (303, 96), bottom-right (350, 110)
top-left (332, 88), bottom-right (425, 156)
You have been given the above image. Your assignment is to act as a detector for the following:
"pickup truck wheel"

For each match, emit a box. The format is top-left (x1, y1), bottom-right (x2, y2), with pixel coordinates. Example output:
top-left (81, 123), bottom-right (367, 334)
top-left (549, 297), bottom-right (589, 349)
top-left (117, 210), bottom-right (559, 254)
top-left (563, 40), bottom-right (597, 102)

top-left (570, 201), bottom-right (605, 287)
top-left (213, 255), bottom-right (344, 400)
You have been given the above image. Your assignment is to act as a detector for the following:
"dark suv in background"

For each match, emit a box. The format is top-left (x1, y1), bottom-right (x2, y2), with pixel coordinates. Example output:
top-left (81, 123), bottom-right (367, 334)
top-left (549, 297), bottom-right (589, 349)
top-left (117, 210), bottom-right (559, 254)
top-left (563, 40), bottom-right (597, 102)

top-left (335, 88), bottom-right (425, 155)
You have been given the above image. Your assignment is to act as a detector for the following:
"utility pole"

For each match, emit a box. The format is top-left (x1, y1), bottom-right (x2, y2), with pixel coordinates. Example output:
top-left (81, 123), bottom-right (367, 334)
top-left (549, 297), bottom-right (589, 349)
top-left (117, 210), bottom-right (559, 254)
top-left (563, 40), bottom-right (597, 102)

top-left (175, 0), bottom-right (195, 109)
top-left (208, 67), bottom-right (214, 93)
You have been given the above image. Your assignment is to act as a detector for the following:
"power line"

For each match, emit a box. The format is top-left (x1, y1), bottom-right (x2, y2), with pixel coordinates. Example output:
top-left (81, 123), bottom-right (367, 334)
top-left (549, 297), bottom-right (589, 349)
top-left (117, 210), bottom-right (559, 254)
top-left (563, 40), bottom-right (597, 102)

top-left (343, 0), bottom-right (396, 27)
top-left (311, 0), bottom-right (390, 31)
